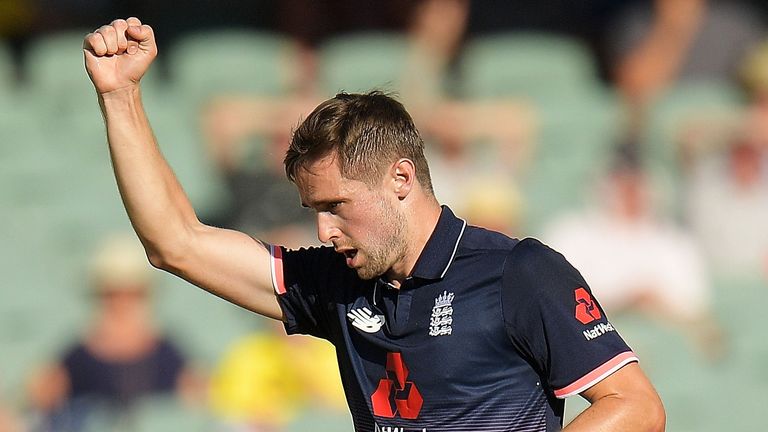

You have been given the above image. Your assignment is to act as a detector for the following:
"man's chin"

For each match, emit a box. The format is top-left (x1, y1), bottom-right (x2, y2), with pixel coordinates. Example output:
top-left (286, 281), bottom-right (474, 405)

top-left (354, 265), bottom-right (385, 281)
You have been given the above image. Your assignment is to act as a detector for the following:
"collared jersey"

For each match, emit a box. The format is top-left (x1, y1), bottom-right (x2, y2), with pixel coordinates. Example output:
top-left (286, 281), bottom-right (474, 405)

top-left (269, 207), bottom-right (637, 432)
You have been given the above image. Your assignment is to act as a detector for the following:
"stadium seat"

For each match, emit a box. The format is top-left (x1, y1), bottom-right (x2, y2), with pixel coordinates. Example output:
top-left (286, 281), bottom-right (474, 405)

top-left (167, 30), bottom-right (294, 102)
top-left (318, 32), bottom-right (410, 95)
top-left (23, 30), bottom-right (105, 121)
top-left (642, 79), bottom-right (745, 217)
top-left (521, 91), bottom-right (623, 234)
top-left (23, 30), bottom-right (164, 124)
top-left (455, 32), bottom-right (616, 233)
top-left (459, 32), bottom-right (600, 102)
top-left (143, 101), bottom-right (231, 217)
top-left (0, 209), bottom-right (88, 396)
top-left (131, 395), bottom-right (213, 432)
top-left (153, 271), bottom-right (263, 366)
top-left (643, 79), bottom-right (745, 166)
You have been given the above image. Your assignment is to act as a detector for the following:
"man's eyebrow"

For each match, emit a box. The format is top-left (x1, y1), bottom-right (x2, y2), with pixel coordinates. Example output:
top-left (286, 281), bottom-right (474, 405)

top-left (302, 198), bottom-right (343, 210)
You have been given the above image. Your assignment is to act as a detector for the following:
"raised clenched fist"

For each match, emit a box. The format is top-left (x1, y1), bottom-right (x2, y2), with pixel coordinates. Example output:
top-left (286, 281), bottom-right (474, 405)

top-left (82, 17), bottom-right (157, 95)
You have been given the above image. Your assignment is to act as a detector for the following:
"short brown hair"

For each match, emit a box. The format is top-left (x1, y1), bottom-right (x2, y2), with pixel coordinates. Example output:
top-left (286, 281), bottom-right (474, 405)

top-left (285, 91), bottom-right (433, 194)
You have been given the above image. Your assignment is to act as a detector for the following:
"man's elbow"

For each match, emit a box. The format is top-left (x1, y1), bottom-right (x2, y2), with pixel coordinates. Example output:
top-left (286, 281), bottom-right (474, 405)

top-left (639, 390), bottom-right (666, 432)
top-left (146, 247), bottom-right (170, 270)
top-left (650, 400), bottom-right (667, 432)
top-left (142, 233), bottom-right (192, 274)
top-left (145, 243), bottom-right (189, 274)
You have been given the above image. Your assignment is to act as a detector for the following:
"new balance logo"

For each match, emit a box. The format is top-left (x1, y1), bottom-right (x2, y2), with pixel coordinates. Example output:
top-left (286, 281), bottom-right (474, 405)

top-left (348, 307), bottom-right (384, 333)
top-left (583, 322), bottom-right (616, 341)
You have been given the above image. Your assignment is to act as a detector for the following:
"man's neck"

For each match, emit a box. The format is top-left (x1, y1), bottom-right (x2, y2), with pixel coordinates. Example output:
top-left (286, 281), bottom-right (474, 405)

top-left (385, 197), bottom-right (442, 287)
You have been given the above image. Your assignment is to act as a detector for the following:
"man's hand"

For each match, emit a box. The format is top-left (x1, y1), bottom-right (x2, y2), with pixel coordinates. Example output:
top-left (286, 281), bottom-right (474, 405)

top-left (83, 17), bottom-right (157, 95)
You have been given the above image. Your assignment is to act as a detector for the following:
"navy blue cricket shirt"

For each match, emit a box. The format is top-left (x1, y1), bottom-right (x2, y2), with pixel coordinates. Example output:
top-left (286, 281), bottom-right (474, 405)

top-left (268, 206), bottom-right (637, 431)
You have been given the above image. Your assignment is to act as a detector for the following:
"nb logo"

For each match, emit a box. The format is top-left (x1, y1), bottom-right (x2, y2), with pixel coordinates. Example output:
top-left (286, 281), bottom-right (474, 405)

top-left (574, 287), bottom-right (602, 324)
top-left (347, 307), bottom-right (384, 333)
top-left (371, 352), bottom-right (423, 419)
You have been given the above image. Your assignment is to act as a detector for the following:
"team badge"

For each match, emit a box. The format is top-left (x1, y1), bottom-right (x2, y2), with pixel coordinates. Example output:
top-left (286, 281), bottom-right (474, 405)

top-left (429, 290), bottom-right (454, 337)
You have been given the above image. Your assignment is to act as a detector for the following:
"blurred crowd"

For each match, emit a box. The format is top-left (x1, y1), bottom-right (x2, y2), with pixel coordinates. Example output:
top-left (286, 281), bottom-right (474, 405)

top-left (2, 0), bottom-right (768, 431)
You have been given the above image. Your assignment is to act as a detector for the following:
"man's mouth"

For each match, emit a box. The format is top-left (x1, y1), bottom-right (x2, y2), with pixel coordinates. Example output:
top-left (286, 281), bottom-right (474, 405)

top-left (340, 249), bottom-right (358, 266)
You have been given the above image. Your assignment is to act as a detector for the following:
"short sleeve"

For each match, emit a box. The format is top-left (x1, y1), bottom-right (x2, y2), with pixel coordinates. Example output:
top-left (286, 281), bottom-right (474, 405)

top-left (502, 238), bottom-right (638, 399)
top-left (268, 244), bottom-right (341, 340)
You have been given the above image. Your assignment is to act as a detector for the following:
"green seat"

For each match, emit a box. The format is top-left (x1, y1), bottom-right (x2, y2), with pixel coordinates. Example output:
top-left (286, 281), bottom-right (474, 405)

top-left (130, 395), bottom-right (213, 432)
top-left (318, 32), bottom-right (410, 95)
top-left (459, 32), bottom-right (600, 102)
top-left (24, 30), bottom-right (104, 121)
top-left (642, 80), bottom-right (745, 217)
top-left (24, 30), bottom-right (163, 124)
top-left (0, 212), bottom-right (88, 396)
top-left (153, 272), bottom-right (262, 366)
top-left (644, 80), bottom-right (744, 167)
top-left (522, 91), bottom-right (623, 234)
top-left (0, 102), bottom-right (69, 208)
top-left (143, 101), bottom-right (231, 217)
top-left (164, 31), bottom-right (293, 215)
top-left (168, 30), bottom-right (294, 102)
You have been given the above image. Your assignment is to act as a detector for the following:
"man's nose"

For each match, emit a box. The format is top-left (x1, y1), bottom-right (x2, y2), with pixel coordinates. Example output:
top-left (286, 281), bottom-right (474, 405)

top-left (316, 212), bottom-right (340, 244)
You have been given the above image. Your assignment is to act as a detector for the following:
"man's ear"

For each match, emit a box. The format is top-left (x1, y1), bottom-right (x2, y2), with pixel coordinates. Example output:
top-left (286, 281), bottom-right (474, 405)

top-left (391, 158), bottom-right (416, 199)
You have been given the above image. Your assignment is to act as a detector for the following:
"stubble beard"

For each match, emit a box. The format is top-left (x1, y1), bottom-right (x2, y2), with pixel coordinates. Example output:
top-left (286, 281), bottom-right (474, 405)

top-left (354, 199), bottom-right (409, 280)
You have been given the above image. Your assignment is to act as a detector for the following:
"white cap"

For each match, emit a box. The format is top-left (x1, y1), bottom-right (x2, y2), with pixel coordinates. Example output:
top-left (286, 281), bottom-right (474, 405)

top-left (89, 233), bottom-right (152, 291)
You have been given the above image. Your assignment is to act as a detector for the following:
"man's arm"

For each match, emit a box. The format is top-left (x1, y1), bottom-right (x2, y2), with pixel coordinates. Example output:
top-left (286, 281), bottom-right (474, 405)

top-left (83, 18), bottom-right (283, 320)
top-left (565, 363), bottom-right (666, 431)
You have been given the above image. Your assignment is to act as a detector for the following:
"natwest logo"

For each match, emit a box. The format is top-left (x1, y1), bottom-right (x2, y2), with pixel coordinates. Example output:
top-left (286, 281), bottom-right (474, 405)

top-left (574, 287), bottom-right (602, 324)
top-left (371, 352), bottom-right (423, 419)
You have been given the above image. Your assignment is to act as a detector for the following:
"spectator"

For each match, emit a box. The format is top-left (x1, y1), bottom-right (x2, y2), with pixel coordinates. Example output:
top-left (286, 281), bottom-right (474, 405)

top-left (608, 0), bottom-right (766, 128)
top-left (27, 234), bottom-right (202, 431)
top-left (685, 131), bottom-right (768, 278)
top-left (275, 0), bottom-right (421, 95)
top-left (209, 322), bottom-right (346, 432)
top-left (678, 43), bottom-right (768, 278)
top-left (202, 95), bottom-right (317, 247)
top-left (543, 151), bottom-right (724, 360)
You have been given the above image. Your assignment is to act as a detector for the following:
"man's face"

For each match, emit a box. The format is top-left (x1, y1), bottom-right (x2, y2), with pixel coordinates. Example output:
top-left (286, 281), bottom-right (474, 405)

top-left (295, 154), bottom-right (408, 280)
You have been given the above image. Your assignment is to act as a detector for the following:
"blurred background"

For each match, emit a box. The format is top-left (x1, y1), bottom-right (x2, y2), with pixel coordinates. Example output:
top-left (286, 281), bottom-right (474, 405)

top-left (1, 0), bottom-right (768, 431)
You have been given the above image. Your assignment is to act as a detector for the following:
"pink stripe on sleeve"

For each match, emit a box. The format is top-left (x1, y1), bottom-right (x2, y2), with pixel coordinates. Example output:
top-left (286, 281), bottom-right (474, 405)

top-left (270, 244), bottom-right (286, 295)
top-left (553, 351), bottom-right (639, 399)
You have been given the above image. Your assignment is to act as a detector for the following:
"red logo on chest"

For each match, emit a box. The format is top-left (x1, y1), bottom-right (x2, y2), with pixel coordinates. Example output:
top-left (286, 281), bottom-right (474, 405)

top-left (371, 352), bottom-right (423, 419)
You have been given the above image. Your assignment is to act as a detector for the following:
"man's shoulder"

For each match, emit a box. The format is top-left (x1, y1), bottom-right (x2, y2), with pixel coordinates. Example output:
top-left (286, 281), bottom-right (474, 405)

top-left (282, 244), bottom-right (336, 257)
top-left (282, 246), bottom-right (363, 286)
top-left (503, 237), bottom-right (570, 274)
top-left (459, 225), bottom-right (525, 254)
top-left (458, 232), bottom-right (566, 279)
top-left (281, 244), bottom-right (349, 274)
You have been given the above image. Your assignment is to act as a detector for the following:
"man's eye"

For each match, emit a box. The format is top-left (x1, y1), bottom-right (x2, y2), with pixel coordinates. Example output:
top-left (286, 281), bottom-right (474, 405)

top-left (328, 202), bottom-right (341, 212)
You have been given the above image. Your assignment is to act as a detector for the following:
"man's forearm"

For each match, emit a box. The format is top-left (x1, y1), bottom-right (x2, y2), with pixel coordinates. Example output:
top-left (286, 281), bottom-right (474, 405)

top-left (99, 85), bottom-right (199, 261)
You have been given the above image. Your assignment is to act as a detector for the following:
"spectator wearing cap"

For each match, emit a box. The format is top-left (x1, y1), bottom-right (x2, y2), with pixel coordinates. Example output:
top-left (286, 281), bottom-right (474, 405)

top-left (27, 234), bottom-right (201, 431)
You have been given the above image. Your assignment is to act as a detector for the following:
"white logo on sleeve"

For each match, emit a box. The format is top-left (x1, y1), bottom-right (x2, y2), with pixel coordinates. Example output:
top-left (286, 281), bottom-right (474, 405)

top-left (347, 307), bottom-right (384, 333)
top-left (429, 291), bottom-right (454, 337)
